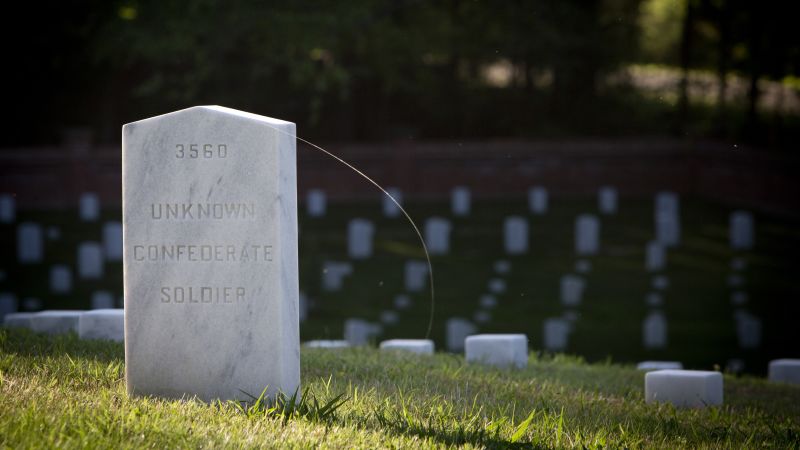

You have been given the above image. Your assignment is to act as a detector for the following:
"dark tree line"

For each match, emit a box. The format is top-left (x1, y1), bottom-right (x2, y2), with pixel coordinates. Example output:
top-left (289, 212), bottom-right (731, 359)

top-left (2, 0), bottom-right (798, 147)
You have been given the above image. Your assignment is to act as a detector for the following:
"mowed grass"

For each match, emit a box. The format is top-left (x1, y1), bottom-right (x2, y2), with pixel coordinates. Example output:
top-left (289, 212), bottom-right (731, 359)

top-left (1, 329), bottom-right (798, 449)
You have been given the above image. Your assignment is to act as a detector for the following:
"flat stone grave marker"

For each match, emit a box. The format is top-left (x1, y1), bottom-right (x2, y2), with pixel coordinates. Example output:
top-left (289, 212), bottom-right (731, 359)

top-left (424, 217), bottom-right (451, 255)
top-left (446, 317), bottom-right (476, 352)
top-left (0, 193), bottom-right (15, 223)
top-left (645, 370), bottom-right (723, 408)
top-left (730, 210), bottom-right (754, 250)
top-left (3, 312), bottom-right (34, 329)
top-left (637, 361), bottom-right (683, 371)
top-left (91, 291), bottom-right (115, 309)
top-left (123, 106), bottom-right (299, 402)
top-left (306, 189), bottom-right (326, 217)
top-left (598, 186), bottom-right (617, 214)
top-left (305, 340), bottom-right (349, 348)
top-left (103, 221), bottom-right (123, 261)
top-left (543, 318), bottom-right (570, 351)
top-left (465, 334), bottom-right (528, 368)
top-left (49, 265), bottom-right (72, 294)
top-left (404, 260), bottom-right (428, 292)
top-left (382, 187), bottom-right (402, 218)
top-left (451, 186), bottom-right (470, 216)
top-left (347, 218), bottom-right (374, 259)
top-left (17, 222), bottom-right (43, 264)
top-left (380, 339), bottom-right (434, 355)
top-left (79, 192), bottom-right (100, 222)
top-left (77, 242), bottom-right (104, 279)
top-left (768, 359), bottom-right (800, 385)
top-left (575, 214), bottom-right (599, 255)
top-left (655, 210), bottom-right (680, 247)
top-left (30, 310), bottom-right (83, 335)
top-left (503, 216), bottom-right (528, 254)
top-left (79, 309), bottom-right (124, 342)
top-left (528, 187), bottom-right (548, 214)
top-left (322, 261), bottom-right (352, 291)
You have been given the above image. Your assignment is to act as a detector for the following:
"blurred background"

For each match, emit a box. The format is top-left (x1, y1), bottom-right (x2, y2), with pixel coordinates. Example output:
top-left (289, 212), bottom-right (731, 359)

top-left (1, 0), bottom-right (798, 373)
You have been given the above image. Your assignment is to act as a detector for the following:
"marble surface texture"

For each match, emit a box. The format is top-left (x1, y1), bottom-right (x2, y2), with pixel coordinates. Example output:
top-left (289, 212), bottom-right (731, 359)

top-left (123, 106), bottom-right (299, 402)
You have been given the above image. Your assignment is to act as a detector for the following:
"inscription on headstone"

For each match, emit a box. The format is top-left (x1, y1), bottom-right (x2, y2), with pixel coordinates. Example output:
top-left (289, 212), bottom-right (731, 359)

top-left (123, 106), bottom-right (299, 401)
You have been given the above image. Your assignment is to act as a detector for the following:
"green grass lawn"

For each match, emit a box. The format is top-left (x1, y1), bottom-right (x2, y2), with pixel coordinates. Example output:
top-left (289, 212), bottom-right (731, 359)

top-left (1, 329), bottom-right (799, 449)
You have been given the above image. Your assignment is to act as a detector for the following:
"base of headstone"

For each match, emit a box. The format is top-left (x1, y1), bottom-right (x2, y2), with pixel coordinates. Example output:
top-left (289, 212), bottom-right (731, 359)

top-left (79, 309), bottom-right (124, 342)
top-left (645, 370), bottom-right (723, 408)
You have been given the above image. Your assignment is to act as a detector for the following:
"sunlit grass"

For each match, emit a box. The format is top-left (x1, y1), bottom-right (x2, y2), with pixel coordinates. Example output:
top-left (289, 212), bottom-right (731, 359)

top-left (1, 329), bottom-right (798, 448)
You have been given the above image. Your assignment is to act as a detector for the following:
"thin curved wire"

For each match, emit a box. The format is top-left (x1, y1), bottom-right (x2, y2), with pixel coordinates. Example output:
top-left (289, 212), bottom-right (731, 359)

top-left (268, 126), bottom-right (436, 339)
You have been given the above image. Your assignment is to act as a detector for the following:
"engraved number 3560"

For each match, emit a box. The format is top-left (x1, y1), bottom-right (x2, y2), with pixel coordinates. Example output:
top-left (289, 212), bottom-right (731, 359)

top-left (175, 144), bottom-right (228, 159)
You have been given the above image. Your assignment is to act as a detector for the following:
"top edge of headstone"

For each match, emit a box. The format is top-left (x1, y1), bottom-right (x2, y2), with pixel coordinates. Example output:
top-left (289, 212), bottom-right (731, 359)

top-left (122, 105), bottom-right (295, 128)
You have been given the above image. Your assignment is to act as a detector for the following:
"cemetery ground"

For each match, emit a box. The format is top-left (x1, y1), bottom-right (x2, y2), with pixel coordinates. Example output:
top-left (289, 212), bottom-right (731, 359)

top-left (2, 195), bottom-right (799, 373)
top-left (1, 329), bottom-right (799, 449)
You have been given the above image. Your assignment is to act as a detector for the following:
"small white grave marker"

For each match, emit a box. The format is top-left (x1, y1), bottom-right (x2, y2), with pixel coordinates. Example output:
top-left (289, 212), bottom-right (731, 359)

top-left (446, 317), bottom-right (476, 352)
top-left (560, 275), bottom-right (585, 307)
top-left (643, 311), bottom-right (667, 349)
top-left (528, 187), bottom-right (548, 214)
top-left (575, 214), bottom-right (600, 255)
top-left (404, 260), bottom-right (428, 292)
top-left (17, 222), bottom-right (43, 264)
top-left (49, 265), bottom-right (72, 294)
top-left (768, 359), bottom-right (800, 385)
top-left (0, 194), bottom-right (15, 223)
top-left (465, 334), bottom-right (528, 368)
top-left (425, 217), bottom-right (452, 255)
top-left (347, 218), bottom-right (374, 259)
top-left (637, 361), bottom-right (683, 371)
top-left (306, 189), bottom-right (326, 217)
top-left (598, 186), bottom-right (617, 214)
top-left (655, 210), bottom-right (680, 247)
top-left (645, 370), bottom-right (723, 408)
top-left (3, 312), bottom-right (34, 329)
top-left (451, 186), bottom-right (470, 216)
top-left (543, 318), bottom-right (570, 351)
top-left (30, 310), bottom-right (83, 335)
top-left (729, 210), bottom-right (754, 250)
top-left (343, 318), bottom-right (381, 345)
top-left (380, 339), bottom-right (434, 355)
top-left (77, 242), bottom-right (104, 279)
top-left (305, 340), bottom-right (349, 348)
top-left (322, 261), bottom-right (353, 291)
top-left (382, 187), bottom-right (402, 218)
top-left (103, 221), bottom-right (123, 261)
top-left (91, 291), bottom-right (115, 310)
top-left (79, 309), bottom-right (124, 341)
top-left (503, 216), bottom-right (528, 254)
top-left (79, 192), bottom-right (100, 222)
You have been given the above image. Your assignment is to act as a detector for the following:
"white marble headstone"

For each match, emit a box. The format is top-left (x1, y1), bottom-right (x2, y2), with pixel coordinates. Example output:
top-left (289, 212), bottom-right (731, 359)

top-left (446, 317), bottom-right (476, 352)
top-left (574, 214), bottom-right (599, 255)
top-left (79, 309), bottom-right (124, 342)
top-left (768, 359), bottom-right (800, 385)
top-left (654, 210), bottom-right (680, 247)
top-left (598, 186), bottom-right (617, 214)
top-left (103, 221), bottom-right (123, 261)
top-left (560, 274), bottom-right (585, 307)
top-left (0, 293), bottom-right (18, 323)
top-left (655, 191), bottom-right (679, 216)
top-left (306, 189), bottom-right (326, 217)
top-left (347, 218), bottom-right (374, 259)
top-left (382, 187), bottom-right (402, 218)
top-left (91, 291), bottom-right (116, 310)
top-left (0, 194), bottom-right (15, 223)
top-left (3, 312), bottom-right (34, 329)
top-left (49, 265), bottom-right (73, 294)
top-left (451, 186), bottom-right (470, 216)
top-left (77, 242), bottom-right (104, 279)
top-left (322, 261), bottom-right (353, 291)
top-left (645, 370), bottom-right (723, 408)
top-left (380, 339), bottom-right (434, 355)
top-left (404, 260), bottom-right (428, 292)
top-left (729, 210), bottom-right (754, 250)
top-left (465, 334), bottom-right (527, 368)
top-left (424, 217), bottom-right (451, 255)
top-left (79, 192), bottom-right (100, 222)
top-left (123, 106), bottom-right (299, 402)
top-left (645, 241), bottom-right (666, 272)
top-left (643, 311), bottom-right (667, 349)
top-left (543, 318), bottom-right (570, 352)
top-left (528, 187), bottom-right (548, 214)
top-left (17, 222), bottom-right (43, 264)
top-left (503, 216), bottom-right (528, 254)
top-left (30, 310), bottom-right (83, 335)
